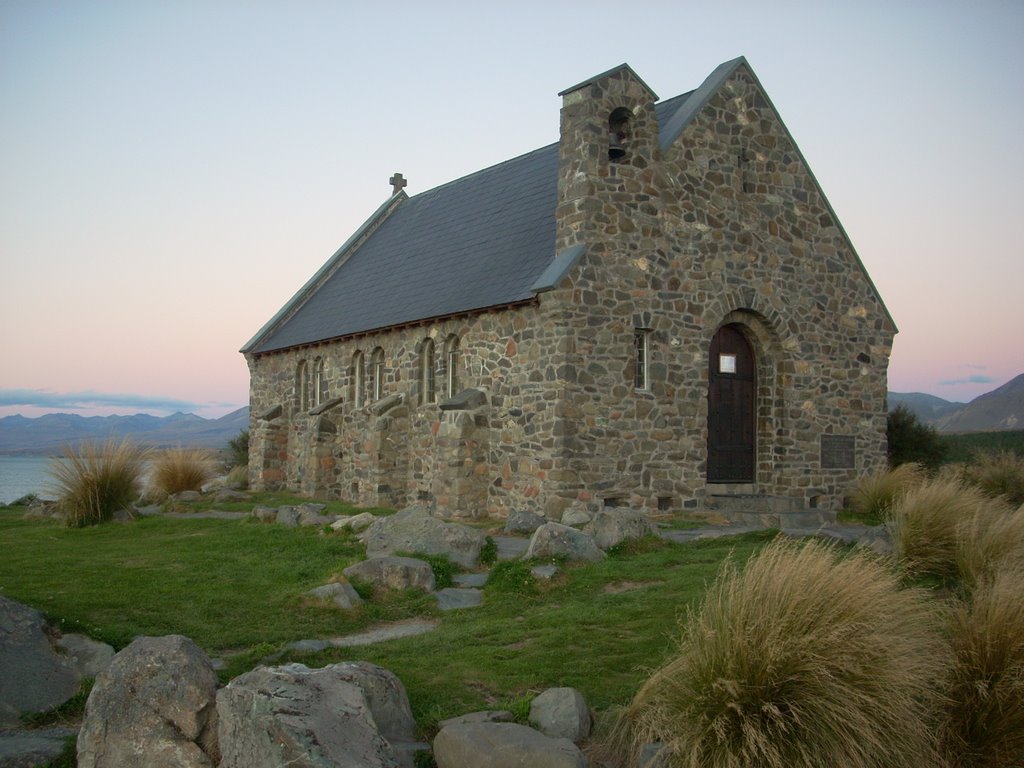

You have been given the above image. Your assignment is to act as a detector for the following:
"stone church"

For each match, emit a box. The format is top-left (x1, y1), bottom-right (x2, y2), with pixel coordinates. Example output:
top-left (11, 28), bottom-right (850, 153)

top-left (241, 57), bottom-right (895, 520)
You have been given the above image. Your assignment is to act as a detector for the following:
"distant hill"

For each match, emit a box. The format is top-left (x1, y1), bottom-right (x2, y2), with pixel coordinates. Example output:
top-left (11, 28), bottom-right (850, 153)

top-left (890, 373), bottom-right (1024, 433)
top-left (0, 407), bottom-right (249, 456)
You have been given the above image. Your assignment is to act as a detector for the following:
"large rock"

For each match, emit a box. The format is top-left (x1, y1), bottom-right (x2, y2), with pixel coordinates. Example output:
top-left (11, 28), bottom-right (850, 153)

top-left (529, 687), bottom-right (592, 742)
top-left (306, 581), bottom-right (364, 609)
top-left (584, 509), bottom-right (659, 550)
top-left (77, 635), bottom-right (219, 768)
top-left (359, 507), bottom-right (485, 568)
top-left (0, 596), bottom-right (80, 726)
top-left (523, 523), bottom-right (605, 563)
top-left (433, 722), bottom-right (587, 768)
top-left (344, 556), bottom-right (436, 592)
top-left (504, 509), bottom-right (546, 535)
top-left (55, 633), bottom-right (115, 679)
top-left (327, 662), bottom-right (416, 744)
top-left (216, 663), bottom-right (401, 768)
top-left (332, 512), bottom-right (379, 532)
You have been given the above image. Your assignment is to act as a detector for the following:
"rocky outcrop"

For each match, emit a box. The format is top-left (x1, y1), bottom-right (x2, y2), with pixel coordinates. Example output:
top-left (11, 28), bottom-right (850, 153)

top-left (344, 556), bottom-right (436, 592)
top-left (529, 687), bottom-right (592, 742)
top-left (359, 507), bottom-right (486, 568)
top-left (503, 510), bottom-right (546, 535)
top-left (216, 663), bottom-right (408, 768)
top-left (306, 581), bottom-right (364, 609)
top-left (77, 635), bottom-right (219, 768)
top-left (523, 523), bottom-right (605, 562)
top-left (584, 508), bottom-right (659, 550)
top-left (0, 597), bottom-right (95, 726)
top-left (433, 722), bottom-right (587, 768)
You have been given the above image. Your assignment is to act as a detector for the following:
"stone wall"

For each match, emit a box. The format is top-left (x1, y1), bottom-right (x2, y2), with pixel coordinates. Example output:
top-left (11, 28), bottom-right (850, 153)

top-left (246, 62), bottom-right (894, 517)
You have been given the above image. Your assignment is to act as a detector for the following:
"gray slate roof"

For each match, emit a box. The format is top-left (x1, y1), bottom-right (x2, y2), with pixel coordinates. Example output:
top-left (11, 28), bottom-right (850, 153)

top-left (244, 86), bottom-right (697, 356)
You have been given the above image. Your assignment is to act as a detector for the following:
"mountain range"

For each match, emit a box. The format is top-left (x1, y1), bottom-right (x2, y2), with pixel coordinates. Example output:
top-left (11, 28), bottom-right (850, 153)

top-left (0, 408), bottom-right (249, 456)
top-left (890, 373), bottom-right (1024, 433)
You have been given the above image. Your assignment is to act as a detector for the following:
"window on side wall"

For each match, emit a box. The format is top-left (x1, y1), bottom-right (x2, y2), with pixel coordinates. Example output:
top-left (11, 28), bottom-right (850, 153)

top-left (313, 357), bottom-right (327, 407)
top-left (352, 351), bottom-right (365, 407)
top-left (370, 347), bottom-right (384, 403)
top-left (296, 360), bottom-right (310, 411)
top-left (633, 329), bottom-right (650, 391)
top-left (445, 335), bottom-right (460, 397)
top-left (420, 338), bottom-right (436, 405)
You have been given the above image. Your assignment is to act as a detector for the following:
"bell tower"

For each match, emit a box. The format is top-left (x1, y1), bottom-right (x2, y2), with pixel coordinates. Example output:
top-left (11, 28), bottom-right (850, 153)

top-left (555, 64), bottom-right (659, 252)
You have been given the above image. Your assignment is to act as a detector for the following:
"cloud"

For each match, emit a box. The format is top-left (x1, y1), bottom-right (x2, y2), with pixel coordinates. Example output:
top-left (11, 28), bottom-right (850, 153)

top-left (938, 375), bottom-right (996, 386)
top-left (0, 388), bottom-right (204, 413)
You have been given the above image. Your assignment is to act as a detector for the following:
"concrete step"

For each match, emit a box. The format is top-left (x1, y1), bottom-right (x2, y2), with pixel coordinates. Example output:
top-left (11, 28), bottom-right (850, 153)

top-left (702, 492), bottom-right (836, 527)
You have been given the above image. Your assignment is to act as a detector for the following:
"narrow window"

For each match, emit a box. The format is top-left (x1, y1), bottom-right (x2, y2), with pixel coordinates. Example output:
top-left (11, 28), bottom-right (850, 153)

top-left (370, 347), bottom-right (384, 402)
top-left (633, 329), bottom-right (650, 390)
top-left (420, 338), bottom-right (436, 405)
top-left (313, 357), bottom-right (326, 407)
top-left (352, 351), bottom-right (365, 407)
top-left (295, 360), bottom-right (310, 411)
top-left (445, 335), bottom-right (460, 397)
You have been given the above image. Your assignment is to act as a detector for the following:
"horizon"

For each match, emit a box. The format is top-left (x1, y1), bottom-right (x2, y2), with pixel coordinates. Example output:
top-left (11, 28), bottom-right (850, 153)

top-left (2, 2), bottom-right (1022, 420)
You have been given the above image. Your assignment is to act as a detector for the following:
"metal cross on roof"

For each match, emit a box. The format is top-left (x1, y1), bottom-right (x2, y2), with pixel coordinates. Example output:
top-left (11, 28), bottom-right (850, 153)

top-left (389, 172), bottom-right (407, 195)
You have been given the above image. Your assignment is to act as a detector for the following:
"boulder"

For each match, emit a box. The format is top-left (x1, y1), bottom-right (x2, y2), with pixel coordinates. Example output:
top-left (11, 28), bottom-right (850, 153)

top-left (332, 512), bottom-right (379, 532)
top-left (306, 582), bottom-right (363, 610)
top-left (523, 523), bottom-right (605, 563)
top-left (77, 635), bottom-right (219, 768)
top-left (327, 662), bottom-right (416, 744)
top-left (584, 509), bottom-right (658, 550)
top-left (433, 722), bottom-right (586, 768)
top-left (216, 663), bottom-right (401, 768)
top-left (213, 489), bottom-right (249, 503)
top-left (0, 727), bottom-right (78, 768)
top-left (561, 508), bottom-right (592, 527)
top-left (251, 505), bottom-right (277, 523)
top-left (360, 507), bottom-right (485, 568)
top-left (298, 504), bottom-right (333, 527)
top-left (434, 588), bottom-right (483, 611)
top-left (436, 710), bottom-right (514, 730)
top-left (529, 687), bottom-right (591, 742)
top-left (344, 556), bottom-right (436, 592)
top-left (275, 506), bottom-right (300, 527)
top-left (54, 633), bottom-right (115, 678)
top-left (0, 596), bottom-right (80, 726)
top-left (503, 509), bottom-right (546, 535)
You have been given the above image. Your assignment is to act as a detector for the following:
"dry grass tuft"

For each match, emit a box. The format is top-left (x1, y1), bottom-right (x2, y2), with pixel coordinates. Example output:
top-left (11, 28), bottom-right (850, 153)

top-left (961, 451), bottom-right (1024, 506)
top-left (47, 440), bottom-right (150, 527)
top-left (888, 478), bottom-right (1013, 581)
top-left (848, 463), bottom-right (926, 523)
top-left (955, 503), bottom-right (1024, 589)
top-left (610, 539), bottom-right (948, 768)
top-left (941, 568), bottom-right (1024, 768)
top-left (148, 447), bottom-right (218, 498)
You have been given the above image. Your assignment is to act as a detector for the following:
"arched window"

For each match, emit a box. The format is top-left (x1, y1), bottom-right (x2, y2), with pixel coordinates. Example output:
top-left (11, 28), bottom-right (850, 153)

top-left (313, 357), bottom-right (327, 407)
top-left (369, 347), bottom-right (385, 403)
top-left (445, 335), bottom-right (460, 397)
top-left (295, 360), bottom-right (310, 411)
top-left (608, 106), bottom-right (632, 162)
top-left (352, 351), bottom-right (365, 407)
top-left (420, 338), bottom-right (436, 405)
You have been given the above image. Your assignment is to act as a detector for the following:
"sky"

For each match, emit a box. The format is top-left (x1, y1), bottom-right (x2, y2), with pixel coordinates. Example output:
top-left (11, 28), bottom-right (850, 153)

top-left (1, 0), bottom-right (1022, 419)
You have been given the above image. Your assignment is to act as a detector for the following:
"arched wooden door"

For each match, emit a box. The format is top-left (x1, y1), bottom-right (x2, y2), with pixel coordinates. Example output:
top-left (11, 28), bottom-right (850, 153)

top-left (707, 324), bottom-right (756, 483)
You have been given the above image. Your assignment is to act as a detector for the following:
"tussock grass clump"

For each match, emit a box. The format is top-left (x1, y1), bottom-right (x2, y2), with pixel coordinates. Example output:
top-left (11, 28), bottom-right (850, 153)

top-left (47, 440), bottom-right (149, 527)
top-left (888, 478), bottom-right (1009, 580)
top-left (847, 463), bottom-right (926, 523)
top-left (941, 568), bottom-right (1024, 768)
top-left (955, 503), bottom-right (1024, 589)
top-left (611, 539), bottom-right (947, 768)
top-left (225, 464), bottom-right (249, 489)
top-left (961, 450), bottom-right (1024, 506)
top-left (149, 447), bottom-right (218, 498)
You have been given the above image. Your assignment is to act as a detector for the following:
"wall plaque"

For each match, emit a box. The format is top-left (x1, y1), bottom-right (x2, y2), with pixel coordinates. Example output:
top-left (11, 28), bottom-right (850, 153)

top-left (821, 435), bottom-right (856, 469)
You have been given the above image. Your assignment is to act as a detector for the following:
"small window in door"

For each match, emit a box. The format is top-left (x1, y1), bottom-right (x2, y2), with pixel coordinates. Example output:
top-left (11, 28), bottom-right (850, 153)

top-left (719, 353), bottom-right (737, 374)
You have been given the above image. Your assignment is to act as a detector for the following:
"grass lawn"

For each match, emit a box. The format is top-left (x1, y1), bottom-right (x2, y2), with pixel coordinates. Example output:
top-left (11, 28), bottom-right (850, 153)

top-left (0, 506), bottom-right (774, 732)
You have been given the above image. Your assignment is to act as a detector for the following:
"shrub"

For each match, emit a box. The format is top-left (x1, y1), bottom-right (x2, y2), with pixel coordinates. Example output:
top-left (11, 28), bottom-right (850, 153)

top-left (612, 539), bottom-right (947, 768)
top-left (888, 404), bottom-right (946, 470)
top-left (226, 464), bottom-right (249, 489)
top-left (888, 478), bottom-right (1008, 580)
top-left (148, 447), bottom-right (218, 498)
top-left (941, 568), bottom-right (1024, 767)
top-left (479, 535), bottom-right (498, 565)
top-left (227, 429), bottom-right (250, 469)
top-left (956, 503), bottom-right (1024, 589)
top-left (847, 463), bottom-right (925, 523)
top-left (961, 450), bottom-right (1024, 506)
top-left (47, 440), bottom-right (149, 527)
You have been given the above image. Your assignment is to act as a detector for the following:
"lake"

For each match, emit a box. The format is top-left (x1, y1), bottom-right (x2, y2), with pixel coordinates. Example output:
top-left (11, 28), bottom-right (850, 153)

top-left (0, 456), bottom-right (59, 504)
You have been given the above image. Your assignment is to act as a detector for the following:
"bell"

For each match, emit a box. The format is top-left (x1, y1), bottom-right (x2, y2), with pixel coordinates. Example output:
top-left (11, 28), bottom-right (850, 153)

top-left (608, 131), bottom-right (626, 160)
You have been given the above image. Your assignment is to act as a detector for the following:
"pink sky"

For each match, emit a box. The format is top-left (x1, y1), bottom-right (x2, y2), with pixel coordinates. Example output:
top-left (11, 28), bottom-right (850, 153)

top-left (1, 1), bottom-right (1022, 420)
